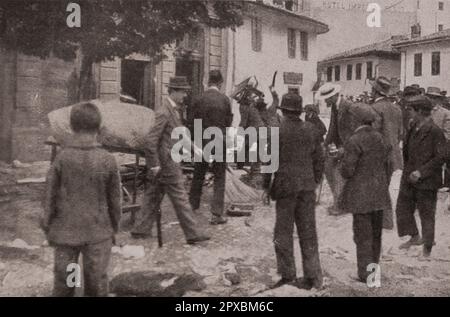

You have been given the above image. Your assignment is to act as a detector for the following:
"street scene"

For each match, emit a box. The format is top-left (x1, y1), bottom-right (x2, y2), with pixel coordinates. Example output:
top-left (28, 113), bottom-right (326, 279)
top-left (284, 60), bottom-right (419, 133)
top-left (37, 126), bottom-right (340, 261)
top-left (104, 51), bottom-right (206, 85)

top-left (1, 0), bottom-right (450, 298)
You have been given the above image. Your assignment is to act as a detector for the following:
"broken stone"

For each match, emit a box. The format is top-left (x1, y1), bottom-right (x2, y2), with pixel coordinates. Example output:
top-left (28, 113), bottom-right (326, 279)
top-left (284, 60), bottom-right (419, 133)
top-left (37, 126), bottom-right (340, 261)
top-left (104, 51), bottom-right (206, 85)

top-left (16, 177), bottom-right (46, 184)
top-left (7, 239), bottom-right (40, 250)
top-left (254, 284), bottom-right (312, 297)
top-left (110, 271), bottom-right (206, 297)
top-left (121, 245), bottom-right (145, 259)
top-left (12, 160), bottom-right (32, 169)
top-left (224, 272), bottom-right (241, 285)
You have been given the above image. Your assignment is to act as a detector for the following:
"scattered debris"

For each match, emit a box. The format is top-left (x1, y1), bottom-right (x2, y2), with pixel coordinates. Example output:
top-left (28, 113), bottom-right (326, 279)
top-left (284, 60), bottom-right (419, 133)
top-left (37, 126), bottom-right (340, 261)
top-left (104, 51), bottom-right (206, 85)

top-left (7, 239), bottom-right (40, 250)
top-left (12, 160), bottom-right (32, 169)
top-left (227, 204), bottom-right (253, 217)
top-left (110, 271), bottom-right (206, 297)
top-left (254, 284), bottom-right (313, 297)
top-left (16, 177), bottom-right (46, 185)
top-left (224, 272), bottom-right (241, 285)
top-left (113, 245), bottom-right (145, 259)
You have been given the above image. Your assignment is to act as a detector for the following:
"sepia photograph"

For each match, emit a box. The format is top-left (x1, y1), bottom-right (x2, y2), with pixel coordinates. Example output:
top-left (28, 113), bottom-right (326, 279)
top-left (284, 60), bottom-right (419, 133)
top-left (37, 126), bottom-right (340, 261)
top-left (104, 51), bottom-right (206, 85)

top-left (0, 0), bottom-right (449, 302)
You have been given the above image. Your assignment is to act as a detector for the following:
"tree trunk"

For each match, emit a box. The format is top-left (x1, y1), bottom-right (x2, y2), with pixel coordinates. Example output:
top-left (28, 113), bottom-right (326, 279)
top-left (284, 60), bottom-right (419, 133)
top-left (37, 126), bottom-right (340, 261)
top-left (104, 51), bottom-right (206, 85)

top-left (78, 54), bottom-right (96, 101)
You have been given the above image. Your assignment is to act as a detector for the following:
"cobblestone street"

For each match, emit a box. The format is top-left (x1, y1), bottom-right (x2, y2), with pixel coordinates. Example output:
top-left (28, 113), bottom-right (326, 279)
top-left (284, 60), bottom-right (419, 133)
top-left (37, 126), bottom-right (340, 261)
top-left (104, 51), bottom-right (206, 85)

top-left (1, 161), bottom-right (450, 297)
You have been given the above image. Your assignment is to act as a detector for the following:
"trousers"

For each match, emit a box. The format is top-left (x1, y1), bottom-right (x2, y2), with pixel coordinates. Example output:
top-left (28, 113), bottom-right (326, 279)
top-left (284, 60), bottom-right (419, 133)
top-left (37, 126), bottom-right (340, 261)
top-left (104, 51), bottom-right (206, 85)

top-left (353, 211), bottom-right (383, 281)
top-left (274, 191), bottom-right (322, 282)
top-left (53, 238), bottom-right (112, 297)
top-left (189, 161), bottom-right (226, 216)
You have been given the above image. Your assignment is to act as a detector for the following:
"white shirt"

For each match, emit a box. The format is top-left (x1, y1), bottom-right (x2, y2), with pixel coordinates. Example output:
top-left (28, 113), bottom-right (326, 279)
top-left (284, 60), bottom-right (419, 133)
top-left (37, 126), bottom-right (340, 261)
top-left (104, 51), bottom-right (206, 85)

top-left (208, 86), bottom-right (220, 92)
top-left (336, 95), bottom-right (342, 108)
top-left (166, 96), bottom-right (178, 109)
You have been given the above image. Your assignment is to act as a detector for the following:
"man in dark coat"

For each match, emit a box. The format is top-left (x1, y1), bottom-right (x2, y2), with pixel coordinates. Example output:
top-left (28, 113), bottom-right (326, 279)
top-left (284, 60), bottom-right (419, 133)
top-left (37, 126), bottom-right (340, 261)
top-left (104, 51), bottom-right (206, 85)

top-left (189, 70), bottom-right (233, 225)
top-left (305, 104), bottom-right (327, 143)
top-left (263, 93), bottom-right (325, 290)
top-left (317, 83), bottom-right (355, 216)
top-left (396, 95), bottom-right (446, 258)
top-left (369, 77), bottom-right (404, 230)
top-left (398, 86), bottom-right (421, 136)
top-left (340, 103), bottom-right (391, 283)
top-left (131, 76), bottom-right (210, 245)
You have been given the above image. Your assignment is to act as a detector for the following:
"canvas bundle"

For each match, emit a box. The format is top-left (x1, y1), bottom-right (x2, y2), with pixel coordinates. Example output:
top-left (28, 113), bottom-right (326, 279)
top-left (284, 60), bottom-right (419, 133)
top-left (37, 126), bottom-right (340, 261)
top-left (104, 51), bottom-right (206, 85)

top-left (48, 100), bottom-right (155, 151)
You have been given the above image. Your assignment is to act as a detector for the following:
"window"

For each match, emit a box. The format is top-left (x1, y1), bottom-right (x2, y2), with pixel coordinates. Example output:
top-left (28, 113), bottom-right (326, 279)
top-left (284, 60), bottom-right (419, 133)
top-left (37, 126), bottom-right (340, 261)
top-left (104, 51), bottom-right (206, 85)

top-left (432, 52), bottom-right (440, 75)
top-left (355, 63), bottom-right (362, 80)
top-left (347, 64), bottom-right (353, 81)
top-left (334, 65), bottom-right (341, 81)
top-left (327, 67), bottom-right (333, 82)
top-left (300, 31), bottom-right (309, 60)
top-left (414, 54), bottom-right (422, 77)
top-left (438, 1), bottom-right (444, 10)
top-left (287, 28), bottom-right (296, 58)
top-left (438, 24), bottom-right (444, 31)
top-left (366, 62), bottom-right (373, 79)
top-left (414, 53), bottom-right (422, 76)
top-left (251, 17), bottom-right (262, 52)
top-left (285, 0), bottom-right (299, 11)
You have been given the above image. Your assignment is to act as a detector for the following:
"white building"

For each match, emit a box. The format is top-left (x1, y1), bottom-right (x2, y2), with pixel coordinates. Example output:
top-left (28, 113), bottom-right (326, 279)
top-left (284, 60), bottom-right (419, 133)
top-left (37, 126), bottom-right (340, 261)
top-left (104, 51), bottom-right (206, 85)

top-left (318, 36), bottom-right (406, 98)
top-left (225, 1), bottom-right (329, 109)
top-left (415, 0), bottom-right (450, 35)
top-left (280, 0), bottom-right (450, 60)
top-left (394, 29), bottom-right (450, 92)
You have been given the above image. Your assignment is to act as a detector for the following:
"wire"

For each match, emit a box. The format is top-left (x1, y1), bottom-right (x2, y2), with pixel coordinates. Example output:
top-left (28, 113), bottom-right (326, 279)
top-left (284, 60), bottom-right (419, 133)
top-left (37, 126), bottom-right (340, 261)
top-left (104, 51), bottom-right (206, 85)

top-left (384, 0), bottom-right (407, 11)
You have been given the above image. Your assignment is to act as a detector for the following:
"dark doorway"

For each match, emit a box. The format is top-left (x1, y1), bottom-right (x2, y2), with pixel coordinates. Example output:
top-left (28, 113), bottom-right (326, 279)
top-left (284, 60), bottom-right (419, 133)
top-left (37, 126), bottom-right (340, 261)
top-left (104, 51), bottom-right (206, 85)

top-left (121, 59), bottom-right (154, 108)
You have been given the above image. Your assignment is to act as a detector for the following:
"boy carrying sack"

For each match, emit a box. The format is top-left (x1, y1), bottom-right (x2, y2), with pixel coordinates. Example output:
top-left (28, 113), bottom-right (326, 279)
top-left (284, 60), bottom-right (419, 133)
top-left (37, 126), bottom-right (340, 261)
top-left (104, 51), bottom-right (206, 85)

top-left (41, 102), bottom-right (122, 297)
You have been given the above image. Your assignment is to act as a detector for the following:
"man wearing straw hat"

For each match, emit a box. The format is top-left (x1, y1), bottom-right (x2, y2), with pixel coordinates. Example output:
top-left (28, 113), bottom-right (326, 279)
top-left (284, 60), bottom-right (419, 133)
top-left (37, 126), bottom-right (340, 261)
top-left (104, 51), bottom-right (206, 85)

top-left (131, 76), bottom-right (210, 245)
top-left (316, 83), bottom-right (354, 216)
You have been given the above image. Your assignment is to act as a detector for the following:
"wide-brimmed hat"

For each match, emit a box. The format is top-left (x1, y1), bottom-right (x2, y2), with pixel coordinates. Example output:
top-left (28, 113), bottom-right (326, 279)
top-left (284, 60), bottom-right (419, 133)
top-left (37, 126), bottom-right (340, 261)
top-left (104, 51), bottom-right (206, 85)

top-left (208, 70), bottom-right (223, 85)
top-left (278, 93), bottom-right (303, 113)
top-left (426, 86), bottom-right (443, 98)
top-left (403, 85), bottom-right (421, 98)
top-left (166, 76), bottom-right (191, 90)
top-left (369, 76), bottom-right (392, 96)
top-left (406, 95), bottom-right (433, 112)
top-left (316, 83), bottom-right (341, 100)
top-left (305, 104), bottom-right (320, 114)
top-left (350, 103), bottom-right (377, 124)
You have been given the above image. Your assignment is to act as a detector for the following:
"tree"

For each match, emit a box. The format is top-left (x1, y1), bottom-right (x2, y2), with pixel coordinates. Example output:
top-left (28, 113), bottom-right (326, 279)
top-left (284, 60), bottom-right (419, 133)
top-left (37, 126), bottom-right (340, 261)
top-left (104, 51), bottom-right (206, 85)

top-left (0, 0), bottom-right (245, 100)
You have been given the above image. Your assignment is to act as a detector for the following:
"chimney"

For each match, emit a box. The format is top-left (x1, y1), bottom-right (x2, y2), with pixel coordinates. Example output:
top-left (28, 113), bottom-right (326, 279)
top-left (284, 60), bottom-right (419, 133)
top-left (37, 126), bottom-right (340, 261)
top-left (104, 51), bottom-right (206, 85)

top-left (411, 23), bottom-right (421, 38)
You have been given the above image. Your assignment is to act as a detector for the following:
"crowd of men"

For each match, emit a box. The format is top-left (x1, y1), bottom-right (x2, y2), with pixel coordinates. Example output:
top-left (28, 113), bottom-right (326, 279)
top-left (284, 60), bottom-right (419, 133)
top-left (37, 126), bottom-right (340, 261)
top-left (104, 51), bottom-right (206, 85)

top-left (42, 68), bottom-right (450, 296)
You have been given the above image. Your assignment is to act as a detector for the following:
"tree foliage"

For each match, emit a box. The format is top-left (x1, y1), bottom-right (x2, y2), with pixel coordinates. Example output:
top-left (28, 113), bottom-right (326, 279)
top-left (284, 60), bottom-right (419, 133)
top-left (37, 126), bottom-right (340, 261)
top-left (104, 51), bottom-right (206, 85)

top-left (0, 0), bottom-right (245, 63)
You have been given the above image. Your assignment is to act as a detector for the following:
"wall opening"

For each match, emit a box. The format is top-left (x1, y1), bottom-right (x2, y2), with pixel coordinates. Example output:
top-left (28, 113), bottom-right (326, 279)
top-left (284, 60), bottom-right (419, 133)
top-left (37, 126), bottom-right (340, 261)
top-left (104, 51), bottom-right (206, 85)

top-left (120, 59), bottom-right (152, 106)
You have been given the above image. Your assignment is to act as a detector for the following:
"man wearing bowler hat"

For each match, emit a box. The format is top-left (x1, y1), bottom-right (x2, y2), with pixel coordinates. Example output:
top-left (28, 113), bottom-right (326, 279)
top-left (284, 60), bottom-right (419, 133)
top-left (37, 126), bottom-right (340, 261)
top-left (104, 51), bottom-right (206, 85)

top-left (396, 95), bottom-right (446, 258)
top-left (369, 76), bottom-right (403, 230)
top-left (263, 93), bottom-right (324, 290)
top-left (189, 70), bottom-right (233, 225)
top-left (399, 85), bottom-right (421, 135)
top-left (316, 83), bottom-right (355, 216)
top-left (131, 76), bottom-right (210, 245)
